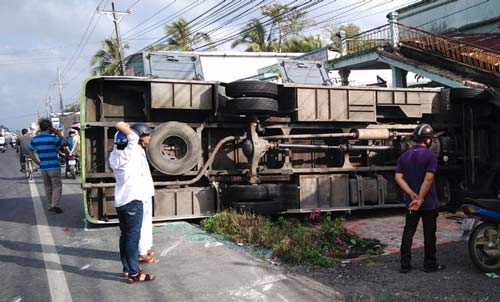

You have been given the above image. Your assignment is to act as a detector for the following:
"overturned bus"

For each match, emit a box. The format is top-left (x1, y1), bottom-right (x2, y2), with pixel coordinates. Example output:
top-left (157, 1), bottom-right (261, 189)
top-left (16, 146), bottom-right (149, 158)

top-left (80, 57), bottom-right (500, 223)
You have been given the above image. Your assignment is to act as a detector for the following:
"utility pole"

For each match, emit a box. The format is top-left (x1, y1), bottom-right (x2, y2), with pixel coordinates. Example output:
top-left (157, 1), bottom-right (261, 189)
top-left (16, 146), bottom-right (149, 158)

top-left (98, 1), bottom-right (131, 75)
top-left (57, 67), bottom-right (65, 116)
top-left (46, 96), bottom-right (53, 117)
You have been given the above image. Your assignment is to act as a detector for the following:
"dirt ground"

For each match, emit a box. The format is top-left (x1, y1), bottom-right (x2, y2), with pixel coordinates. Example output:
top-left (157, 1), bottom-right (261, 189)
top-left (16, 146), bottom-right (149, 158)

top-left (286, 209), bottom-right (500, 302)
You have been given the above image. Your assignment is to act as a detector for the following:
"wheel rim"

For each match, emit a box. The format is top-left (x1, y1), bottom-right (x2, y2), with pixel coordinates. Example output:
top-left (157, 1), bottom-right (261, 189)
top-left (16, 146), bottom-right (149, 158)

top-left (161, 136), bottom-right (188, 161)
top-left (471, 225), bottom-right (500, 270)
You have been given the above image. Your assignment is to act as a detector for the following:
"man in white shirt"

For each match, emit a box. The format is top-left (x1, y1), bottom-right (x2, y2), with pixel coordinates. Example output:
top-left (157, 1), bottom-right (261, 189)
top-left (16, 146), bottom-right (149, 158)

top-left (109, 122), bottom-right (155, 283)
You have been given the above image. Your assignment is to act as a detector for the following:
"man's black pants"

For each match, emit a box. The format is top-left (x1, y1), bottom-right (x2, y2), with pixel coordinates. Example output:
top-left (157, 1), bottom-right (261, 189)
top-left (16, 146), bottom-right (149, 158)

top-left (400, 209), bottom-right (438, 268)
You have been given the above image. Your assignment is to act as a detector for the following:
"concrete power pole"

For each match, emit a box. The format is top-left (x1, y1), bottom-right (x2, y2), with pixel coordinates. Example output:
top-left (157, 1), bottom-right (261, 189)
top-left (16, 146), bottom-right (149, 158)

top-left (46, 96), bottom-right (53, 117)
top-left (57, 67), bottom-right (64, 116)
top-left (99, 1), bottom-right (131, 76)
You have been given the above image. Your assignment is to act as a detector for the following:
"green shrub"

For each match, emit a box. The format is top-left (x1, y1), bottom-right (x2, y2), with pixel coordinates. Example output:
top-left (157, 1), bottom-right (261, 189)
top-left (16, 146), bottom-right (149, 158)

top-left (201, 210), bottom-right (383, 267)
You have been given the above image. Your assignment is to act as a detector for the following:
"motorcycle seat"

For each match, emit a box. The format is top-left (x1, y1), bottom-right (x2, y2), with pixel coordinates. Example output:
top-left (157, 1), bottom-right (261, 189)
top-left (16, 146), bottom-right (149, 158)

top-left (465, 198), bottom-right (500, 211)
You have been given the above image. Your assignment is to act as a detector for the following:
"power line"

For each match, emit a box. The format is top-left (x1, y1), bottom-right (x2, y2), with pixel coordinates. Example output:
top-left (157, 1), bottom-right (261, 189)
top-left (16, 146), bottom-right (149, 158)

top-left (126, 0), bottom-right (142, 10)
top-left (192, 0), bottom-right (268, 37)
top-left (138, 0), bottom-right (229, 51)
top-left (193, 0), bottom-right (324, 51)
top-left (61, 1), bottom-right (108, 78)
top-left (202, 0), bottom-right (270, 37)
top-left (124, 0), bottom-right (205, 41)
top-left (121, 0), bottom-right (177, 37)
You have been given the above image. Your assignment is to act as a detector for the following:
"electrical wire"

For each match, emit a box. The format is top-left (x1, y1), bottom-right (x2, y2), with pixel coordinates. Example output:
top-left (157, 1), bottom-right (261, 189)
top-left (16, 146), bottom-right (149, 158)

top-left (202, 0), bottom-right (269, 37)
top-left (61, 0), bottom-right (108, 78)
top-left (124, 0), bottom-right (205, 40)
top-left (121, 0), bottom-right (177, 37)
top-left (192, 0), bottom-right (324, 51)
top-left (142, 0), bottom-right (229, 49)
top-left (126, 0), bottom-right (142, 10)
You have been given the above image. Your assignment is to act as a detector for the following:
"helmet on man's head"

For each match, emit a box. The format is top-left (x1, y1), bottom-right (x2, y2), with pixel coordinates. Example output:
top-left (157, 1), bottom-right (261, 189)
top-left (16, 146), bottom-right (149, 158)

top-left (412, 123), bottom-right (433, 142)
top-left (131, 123), bottom-right (152, 137)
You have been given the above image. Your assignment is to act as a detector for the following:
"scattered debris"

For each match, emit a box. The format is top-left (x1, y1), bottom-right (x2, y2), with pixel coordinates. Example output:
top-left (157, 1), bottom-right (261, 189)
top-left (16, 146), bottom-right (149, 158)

top-left (485, 272), bottom-right (499, 278)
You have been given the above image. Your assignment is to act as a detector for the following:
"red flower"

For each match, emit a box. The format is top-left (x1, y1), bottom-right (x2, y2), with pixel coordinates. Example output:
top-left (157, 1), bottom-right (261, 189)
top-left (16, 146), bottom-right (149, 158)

top-left (309, 208), bottom-right (321, 221)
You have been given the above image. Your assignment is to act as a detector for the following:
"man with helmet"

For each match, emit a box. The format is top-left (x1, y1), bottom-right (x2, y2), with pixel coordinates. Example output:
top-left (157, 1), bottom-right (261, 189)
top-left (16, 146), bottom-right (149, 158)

top-left (395, 123), bottom-right (446, 273)
top-left (109, 122), bottom-right (155, 283)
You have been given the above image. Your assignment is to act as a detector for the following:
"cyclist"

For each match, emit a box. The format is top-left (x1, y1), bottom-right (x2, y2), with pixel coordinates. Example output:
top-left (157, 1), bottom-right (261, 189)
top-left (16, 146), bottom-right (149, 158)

top-left (16, 129), bottom-right (32, 172)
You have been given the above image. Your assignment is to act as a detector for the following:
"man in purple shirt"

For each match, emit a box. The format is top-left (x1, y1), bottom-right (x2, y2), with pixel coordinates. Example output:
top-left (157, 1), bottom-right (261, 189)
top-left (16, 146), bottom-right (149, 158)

top-left (395, 124), bottom-right (445, 273)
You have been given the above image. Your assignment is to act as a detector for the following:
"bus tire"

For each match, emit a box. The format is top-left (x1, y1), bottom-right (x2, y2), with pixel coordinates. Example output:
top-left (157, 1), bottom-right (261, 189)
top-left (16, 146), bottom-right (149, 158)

top-left (225, 81), bottom-right (278, 99)
top-left (225, 184), bottom-right (280, 202)
top-left (231, 200), bottom-right (282, 215)
top-left (226, 97), bottom-right (278, 115)
top-left (147, 122), bottom-right (201, 175)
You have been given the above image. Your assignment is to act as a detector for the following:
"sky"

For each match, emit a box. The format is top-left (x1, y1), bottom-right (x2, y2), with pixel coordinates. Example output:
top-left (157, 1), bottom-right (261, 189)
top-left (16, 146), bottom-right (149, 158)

top-left (0, 0), bottom-right (418, 131)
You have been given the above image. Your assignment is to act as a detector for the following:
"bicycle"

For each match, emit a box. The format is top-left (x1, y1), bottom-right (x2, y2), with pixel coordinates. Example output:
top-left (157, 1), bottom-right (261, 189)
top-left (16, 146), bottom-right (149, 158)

top-left (25, 156), bottom-right (34, 180)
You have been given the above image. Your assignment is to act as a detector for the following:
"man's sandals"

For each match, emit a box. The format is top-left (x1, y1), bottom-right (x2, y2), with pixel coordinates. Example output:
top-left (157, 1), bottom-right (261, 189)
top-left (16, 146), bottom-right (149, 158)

top-left (127, 271), bottom-right (154, 284)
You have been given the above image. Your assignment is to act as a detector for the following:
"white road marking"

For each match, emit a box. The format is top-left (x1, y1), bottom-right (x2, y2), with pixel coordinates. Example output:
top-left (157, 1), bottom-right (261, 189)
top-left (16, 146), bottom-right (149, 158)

top-left (160, 238), bottom-right (184, 257)
top-left (29, 180), bottom-right (73, 302)
top-left (276, 293), bottom-right (289, 302)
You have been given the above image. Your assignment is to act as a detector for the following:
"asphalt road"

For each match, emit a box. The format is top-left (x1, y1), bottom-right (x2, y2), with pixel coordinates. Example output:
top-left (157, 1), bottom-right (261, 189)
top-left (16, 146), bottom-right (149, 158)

top-left (0, 149), bottom-right (340, 302)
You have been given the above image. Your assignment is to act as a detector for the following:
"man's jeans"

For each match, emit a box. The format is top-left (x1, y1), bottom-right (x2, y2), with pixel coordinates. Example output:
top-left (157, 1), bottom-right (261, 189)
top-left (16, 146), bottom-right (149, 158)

top-left (116, 200), bottom-right (143, 275)
top-left (400, 209), bottom-right (438, 268)
top-left (41, 170), bottom-right (62, 208)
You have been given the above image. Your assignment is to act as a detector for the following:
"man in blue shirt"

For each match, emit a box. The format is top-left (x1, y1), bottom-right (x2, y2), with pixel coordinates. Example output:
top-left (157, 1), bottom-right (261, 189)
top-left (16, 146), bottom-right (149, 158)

top-left (395, 123), bottom-right (445, 273)
top-left (27, 119), bottom-right (69, 214)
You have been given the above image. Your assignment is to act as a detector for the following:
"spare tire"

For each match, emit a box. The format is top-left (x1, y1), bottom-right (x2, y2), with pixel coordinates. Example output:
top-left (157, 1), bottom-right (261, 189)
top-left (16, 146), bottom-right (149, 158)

top-left (231, 200), bottom-right (282, 215)
top-left (146, 122), bottom-right (201, 175)
top-left (224, 184), bottom-right (280, 202)
top-left (225, 80), bottom-right (278, 99)
top-left (226, 97), bottom-right (278, 115)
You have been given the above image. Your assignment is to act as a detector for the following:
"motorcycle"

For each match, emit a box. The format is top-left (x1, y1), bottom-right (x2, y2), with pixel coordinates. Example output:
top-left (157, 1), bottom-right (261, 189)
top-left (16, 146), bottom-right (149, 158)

top-left (461, 198), bottom-right (500, 272)
top-left (65, 153), bottom-right (80, 179)
top-left (0, 136), bottom-right (5, 153)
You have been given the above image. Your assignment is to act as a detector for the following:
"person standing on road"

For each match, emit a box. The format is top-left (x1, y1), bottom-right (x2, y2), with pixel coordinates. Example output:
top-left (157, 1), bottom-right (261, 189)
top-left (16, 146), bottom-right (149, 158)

top-left (16, 128), bottom-right (32, 172)
top-left (109, 122), bottom-right (155, 283)
top-left (395, 123), bottom-right (446, 274)
top-left (27, 119), bottom-right (69, 214)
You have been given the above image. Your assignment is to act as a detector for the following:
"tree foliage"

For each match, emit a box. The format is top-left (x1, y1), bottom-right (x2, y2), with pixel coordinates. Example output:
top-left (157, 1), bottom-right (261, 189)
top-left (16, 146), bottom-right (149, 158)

top-left (64, 103), bottom-right (80, 113)
top-left (152, 18), bottom-right (211, 51)
top-left (90, 38), bottom-right (129, 76)
top-left (231, 18), bottom-right (274, 52)
top-left (262, 3), bottom-right (310, 52)
top-left (232, 4), bottom-right (315, 53)
top-left (281, 35), bottom-right (323, 53)
top-left (325, 23), bottom-right (361, 49)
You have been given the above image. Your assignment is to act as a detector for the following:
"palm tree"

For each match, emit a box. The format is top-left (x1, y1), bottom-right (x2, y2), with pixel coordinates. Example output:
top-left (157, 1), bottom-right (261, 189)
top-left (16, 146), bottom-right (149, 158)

top-left (281, 35), bottom-right (323, 53)
top-left (231, 19), bottom-right (274, 52)
top-left (153, 18), bottom-right (211, 51)
top-left (90, 38), bottom-right (129, 76)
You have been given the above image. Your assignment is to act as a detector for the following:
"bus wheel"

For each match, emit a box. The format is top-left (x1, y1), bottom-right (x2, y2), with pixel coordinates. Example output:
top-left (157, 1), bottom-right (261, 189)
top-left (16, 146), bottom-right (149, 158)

top-left (224, 184), bottom-right (280, 202)
top-left (226, 97), bottom-right (278, 115)
top-left (225, 81), bottom-right (278, 99)
top-left (147, 122), bottom-right (201, 175)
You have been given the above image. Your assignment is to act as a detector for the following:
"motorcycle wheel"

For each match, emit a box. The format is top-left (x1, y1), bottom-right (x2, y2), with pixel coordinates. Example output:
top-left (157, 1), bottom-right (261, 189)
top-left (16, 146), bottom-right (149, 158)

top-left (468, 222), bottom-right (500, 273)
top-left (70, 167), bottom-right (76, 179)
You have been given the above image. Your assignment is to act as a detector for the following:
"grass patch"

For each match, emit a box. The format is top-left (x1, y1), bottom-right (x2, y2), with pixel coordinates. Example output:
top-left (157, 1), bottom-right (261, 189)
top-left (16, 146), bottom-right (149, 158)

top-left (201, 209), bottom-right (383, 267)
